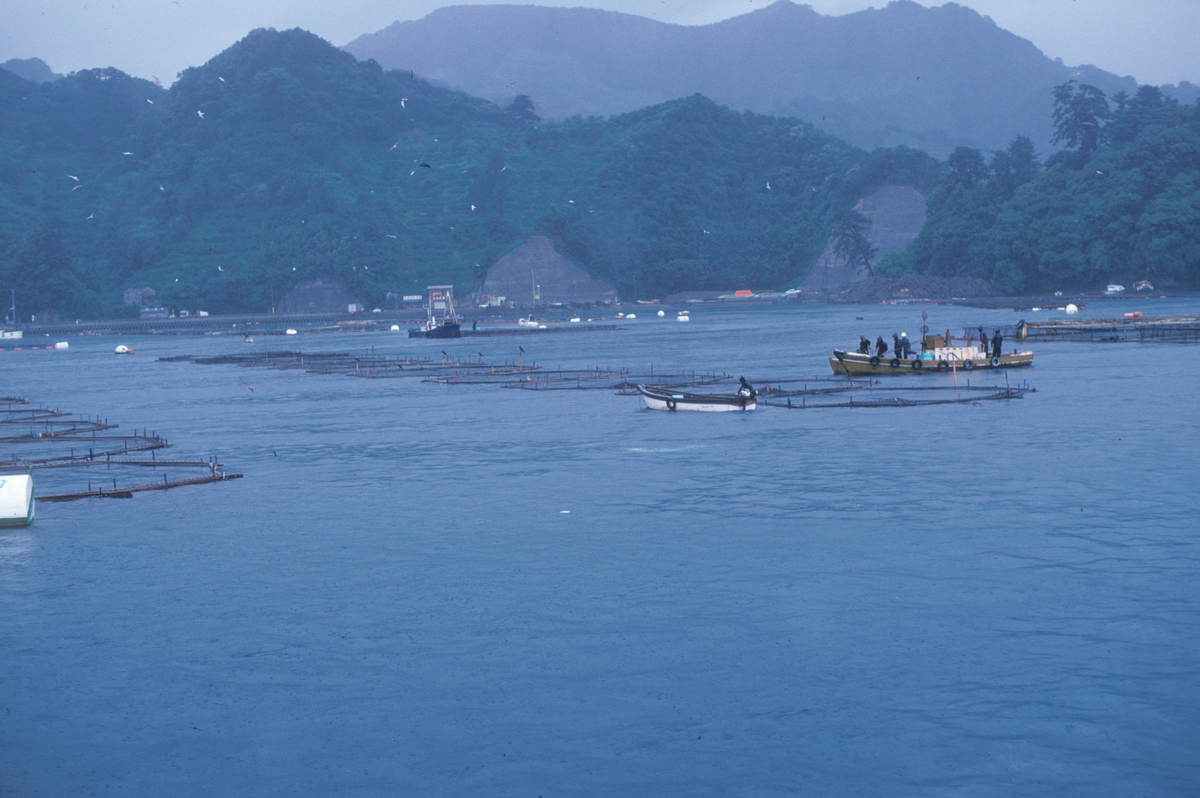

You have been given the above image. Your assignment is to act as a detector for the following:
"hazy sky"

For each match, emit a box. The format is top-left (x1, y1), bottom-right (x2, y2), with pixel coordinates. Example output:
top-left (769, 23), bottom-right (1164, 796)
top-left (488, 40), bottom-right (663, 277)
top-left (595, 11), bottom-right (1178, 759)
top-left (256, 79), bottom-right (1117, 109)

top-left (3, 0), bottom-right (1196, 87)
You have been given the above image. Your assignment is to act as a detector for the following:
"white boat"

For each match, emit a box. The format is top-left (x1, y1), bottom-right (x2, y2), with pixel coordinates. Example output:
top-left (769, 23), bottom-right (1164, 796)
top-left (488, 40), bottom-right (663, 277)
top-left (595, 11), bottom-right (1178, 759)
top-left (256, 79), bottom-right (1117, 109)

top-left (1104, 284), bottom-right (1126, 295)
top-left (637, 382), bottom-right (755, 412)
top-left (517, 317), bottom-right (538, 327)
top-left (0, 330), bottom-right (22, 340)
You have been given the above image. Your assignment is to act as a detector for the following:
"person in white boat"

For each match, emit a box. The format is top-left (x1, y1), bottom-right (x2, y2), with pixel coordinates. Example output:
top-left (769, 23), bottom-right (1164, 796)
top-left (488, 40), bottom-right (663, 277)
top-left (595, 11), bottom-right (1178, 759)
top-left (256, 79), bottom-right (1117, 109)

top-left (858, 337), bottom-right (871, 354)
top-left (737, 377), bottom-right (756, 399)
top-left (875, 336), bottom-right (888, 358)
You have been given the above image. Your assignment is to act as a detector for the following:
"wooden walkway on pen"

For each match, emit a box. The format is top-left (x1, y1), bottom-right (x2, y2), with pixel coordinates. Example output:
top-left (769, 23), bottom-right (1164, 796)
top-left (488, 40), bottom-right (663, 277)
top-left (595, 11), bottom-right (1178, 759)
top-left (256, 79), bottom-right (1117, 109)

top-left (36, 471), bottom-right (244, 502)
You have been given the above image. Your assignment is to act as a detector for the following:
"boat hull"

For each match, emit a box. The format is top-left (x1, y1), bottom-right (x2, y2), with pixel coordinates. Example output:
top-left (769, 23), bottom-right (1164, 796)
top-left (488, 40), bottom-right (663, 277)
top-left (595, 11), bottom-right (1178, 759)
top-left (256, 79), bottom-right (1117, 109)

top-left (637, 384), bottom-right (755, 411)
top-left (830, 349), bottom-right (1033, 375)
top-left (408, 322), bottom-right (462, 339)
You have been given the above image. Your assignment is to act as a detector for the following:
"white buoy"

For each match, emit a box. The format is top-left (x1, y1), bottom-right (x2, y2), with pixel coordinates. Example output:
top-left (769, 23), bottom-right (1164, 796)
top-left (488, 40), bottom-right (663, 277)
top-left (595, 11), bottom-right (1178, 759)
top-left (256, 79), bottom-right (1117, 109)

top-left (657, 310), bottom-right (665, 317)
top-left (569, 317), bottom-right (581, 323)
top-left (54, 341), bottom-right (69, 350)
top-left (677, 314), bottom-right (690, 322)
top-left (285, 329), bottom-right (298, 335)
top-left (114, 344), bottom-right (131, 354)
top-left (0, 474), bottom-right (34, 527)
top-left (1065, 304), bottom-right (1079, 314)
top-left (390, 324), bottom-right (400, 331)
top-left (625, 313), bottom-right (636, 320)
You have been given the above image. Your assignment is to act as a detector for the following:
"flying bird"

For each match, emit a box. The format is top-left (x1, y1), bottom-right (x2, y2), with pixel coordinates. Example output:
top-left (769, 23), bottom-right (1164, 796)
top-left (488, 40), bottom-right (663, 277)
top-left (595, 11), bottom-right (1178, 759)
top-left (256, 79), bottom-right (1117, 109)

top-left (470, 205), bottom-right (475, 211)
top-left (248, 386), bottom-right (254, 391)
top-left (419, 162), bottom-right (431, 168)
top-left (72, 185), bottom-right (81, 191)
top-left (400, 98), bottom-right (407, 108)
top-left (146, 98), bottom-right (153, 104)
top-left (174, 278), bottom-right (179, 282)
top-left (766, 181), bottom-right (771, 190)
top-left (388, 141), bottom-right (398, 151)
top-left (68, 175), bottom-right (79, 181)
top-left (386, 234), bottom-right (397, 238)
top-left (218, 76), bottom-right (225, 82)
top-left (86, 213), bottom-right (93, 219)
top-left (197, 110), bottom-right (204, 118)
top-left (217, 266), bottom-right (224, 272)
top-left (122, 151), bottom-right (132, 155)
top-left (159, 185), bottom-right (165, 191)
top-left (292, 267), bottom-right (296, 271)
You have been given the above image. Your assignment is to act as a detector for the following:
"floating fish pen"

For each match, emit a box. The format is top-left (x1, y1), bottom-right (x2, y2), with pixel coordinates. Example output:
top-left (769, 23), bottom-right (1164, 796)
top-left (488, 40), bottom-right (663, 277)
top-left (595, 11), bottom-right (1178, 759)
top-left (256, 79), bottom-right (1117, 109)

top-left (759, 381), bottom-right (1036, 409)
top-left (164, 351), bottom-right (545, 380)
top-left (0, 398), bottom-right (241, 506)
top-left (977, 315), bottom-right (1200, 343)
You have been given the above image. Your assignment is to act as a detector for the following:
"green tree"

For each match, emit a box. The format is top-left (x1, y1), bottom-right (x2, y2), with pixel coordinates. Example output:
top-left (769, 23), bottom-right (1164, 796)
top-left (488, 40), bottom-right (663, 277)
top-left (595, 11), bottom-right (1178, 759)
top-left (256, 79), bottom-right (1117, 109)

top-left (1051, 80), bottom-right (1109, 164)
top-left (504, 94), bottom-right (540, 126)
top-left (831, 211), bottom-right (877, 276)
top-left (947, 146), bottom-right (987, 188)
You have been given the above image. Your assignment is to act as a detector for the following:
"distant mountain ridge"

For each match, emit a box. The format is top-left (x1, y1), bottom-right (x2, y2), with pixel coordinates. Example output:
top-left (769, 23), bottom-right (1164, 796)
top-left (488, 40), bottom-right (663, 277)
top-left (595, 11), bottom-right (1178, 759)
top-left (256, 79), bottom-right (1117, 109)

top-left (0, 57), bottom-right (63, 83)
top-left (344, 0), bottom-right (1198, 156)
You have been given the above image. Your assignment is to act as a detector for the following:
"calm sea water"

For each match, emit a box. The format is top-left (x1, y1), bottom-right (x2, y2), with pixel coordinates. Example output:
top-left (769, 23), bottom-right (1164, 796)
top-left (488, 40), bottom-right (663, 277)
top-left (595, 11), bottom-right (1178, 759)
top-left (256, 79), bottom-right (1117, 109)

top-left (2, 299), bottom-right (1198, 797)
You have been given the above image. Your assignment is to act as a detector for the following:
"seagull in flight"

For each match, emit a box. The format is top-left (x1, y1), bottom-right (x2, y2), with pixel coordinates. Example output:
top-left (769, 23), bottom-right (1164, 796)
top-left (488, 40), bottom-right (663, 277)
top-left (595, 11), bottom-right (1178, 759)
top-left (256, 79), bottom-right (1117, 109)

top-left (122, 151), bottom-right (132, 155)
top-left (419, 162), bottom-right (431, 168)
top-left (218, 76), bottom-right (225, 82)
top-left (388, 141), bottom-right (398, 151)
top-left (217, 265), bottom-right (224, 272)
top-left (400, 98), bottom-right (407, 108)
top-left (386, 234), bottom-right (397, 238)
top-left (68, 175), bottom-right (79, 181)
top-left (197, 110), bottom-right (204, 118)
top-left (470, 205), bottom-right (475, 211)
top-left (766, 181), bottom-right (771, 190)
top-left (146, 98), bottom-right (153, 104)
top-left (72, 185), bottom-right (82, 191)
top-left (86, 213), bottom-right (93, 219)
top-left (292, 267), bottom-right (297, 271)
top-left (159, 185), bottom-right (165, 191)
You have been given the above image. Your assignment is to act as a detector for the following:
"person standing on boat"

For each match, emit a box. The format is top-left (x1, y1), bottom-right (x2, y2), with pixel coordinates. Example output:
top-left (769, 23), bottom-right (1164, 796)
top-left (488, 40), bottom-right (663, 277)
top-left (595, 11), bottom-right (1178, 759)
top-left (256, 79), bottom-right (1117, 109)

top-left (892, 333), bottom-right (901, 359)
top-left (876, 336), bottom-right (888, 357)
top-left (901, 332), bottom-right (912, 358)
top-left (992, 329), bottom-right (1003, 359)
top-left (737, 377), bottom-right (756, 398)
top-left (978, 327), bottom-right (989, 355)
top-left (858, 337), bottom-right (871, 354)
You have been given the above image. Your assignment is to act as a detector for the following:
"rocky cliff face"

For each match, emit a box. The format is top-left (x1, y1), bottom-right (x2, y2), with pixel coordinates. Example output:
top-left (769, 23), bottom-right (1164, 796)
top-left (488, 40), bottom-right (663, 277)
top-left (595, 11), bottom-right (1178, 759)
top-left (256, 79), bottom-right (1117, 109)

top-left (482, 236), bottom-right (617, 306)
top-left (801, 185), bottom-right (928, 292)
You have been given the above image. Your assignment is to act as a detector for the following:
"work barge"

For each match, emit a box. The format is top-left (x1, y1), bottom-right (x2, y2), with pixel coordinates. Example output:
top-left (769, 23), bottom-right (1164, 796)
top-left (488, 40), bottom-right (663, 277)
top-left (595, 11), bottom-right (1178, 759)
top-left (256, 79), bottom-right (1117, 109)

top-left (0, 396), bottom-right (241, 503)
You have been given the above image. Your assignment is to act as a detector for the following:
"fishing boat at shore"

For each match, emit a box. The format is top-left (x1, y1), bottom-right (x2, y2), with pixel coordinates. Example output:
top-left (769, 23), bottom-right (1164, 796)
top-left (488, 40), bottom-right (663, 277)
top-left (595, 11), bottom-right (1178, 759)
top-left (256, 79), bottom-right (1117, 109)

top-left (831, 328), bottom-right (1033, 376)
top-left (637, 383), bottom-right (756, 411)
top-left (409, 285), bottom-right (462, 339)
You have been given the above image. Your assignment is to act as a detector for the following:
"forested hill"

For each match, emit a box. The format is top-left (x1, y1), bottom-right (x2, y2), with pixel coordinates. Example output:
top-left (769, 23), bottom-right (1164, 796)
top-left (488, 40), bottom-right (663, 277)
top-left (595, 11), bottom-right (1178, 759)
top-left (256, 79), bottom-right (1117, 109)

top-left (881, 84), bottom-right (1200, 293)
top-left (0, 28), bottom-right (939, 319)
top-left (345, 0), bottom-right (1198, 157)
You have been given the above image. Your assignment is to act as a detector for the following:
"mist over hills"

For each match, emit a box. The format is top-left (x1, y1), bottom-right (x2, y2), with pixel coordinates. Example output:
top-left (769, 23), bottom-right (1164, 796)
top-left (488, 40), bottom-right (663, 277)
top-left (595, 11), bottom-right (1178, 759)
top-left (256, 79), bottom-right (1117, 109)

top-left (345, 0), bottom-right (1198, 157)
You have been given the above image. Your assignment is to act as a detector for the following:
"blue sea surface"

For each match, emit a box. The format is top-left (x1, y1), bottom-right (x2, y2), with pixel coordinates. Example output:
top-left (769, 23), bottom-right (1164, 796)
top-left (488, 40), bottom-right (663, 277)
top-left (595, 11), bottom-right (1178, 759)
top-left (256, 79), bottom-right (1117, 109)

top-left (2, 299), bottom-right (1198, 796)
